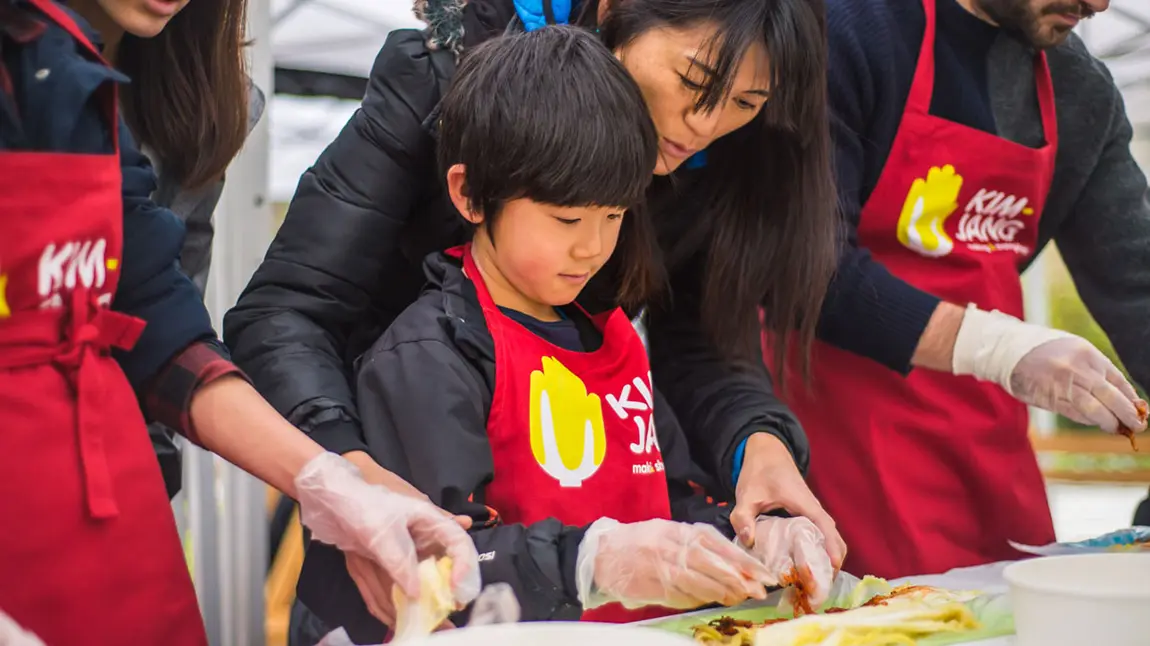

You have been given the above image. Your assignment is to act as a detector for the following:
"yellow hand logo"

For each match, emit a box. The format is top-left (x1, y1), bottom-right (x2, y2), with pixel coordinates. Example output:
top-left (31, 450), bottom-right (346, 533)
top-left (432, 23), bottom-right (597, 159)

top-left (529, 357), bottom-right (606, 487)
top-left (896, 164), bottom-right (963, 258)
top-left (0, 273), bottom-right (9, 319)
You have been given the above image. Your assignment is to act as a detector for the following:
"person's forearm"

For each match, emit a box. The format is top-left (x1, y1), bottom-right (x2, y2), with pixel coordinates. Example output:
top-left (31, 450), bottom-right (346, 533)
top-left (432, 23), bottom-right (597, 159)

top-left (342, 450), bottom-right (431, 501)
top-left (909, 301), bottom-right (967, 372)
top-left (189, 374), bottom-right (325, 498)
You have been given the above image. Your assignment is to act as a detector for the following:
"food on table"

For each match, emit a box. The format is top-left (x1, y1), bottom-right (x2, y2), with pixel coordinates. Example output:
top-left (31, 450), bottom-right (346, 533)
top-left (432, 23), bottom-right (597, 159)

top-left (691, 578), bottom-right (984, 646)
top-left (1117, 399), bottom-right (1148, 452)
top-left (779, 567), bottom-right (815, 617)
top-left (391, 556), bottom-right (457, 640)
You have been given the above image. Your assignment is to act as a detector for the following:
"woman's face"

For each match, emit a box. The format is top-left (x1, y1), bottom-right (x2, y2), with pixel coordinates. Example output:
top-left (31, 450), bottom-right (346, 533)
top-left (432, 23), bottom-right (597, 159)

top-left (614, 22), bottom-right (772, 175)
top-left (93, 0), bottom-right (191, 38)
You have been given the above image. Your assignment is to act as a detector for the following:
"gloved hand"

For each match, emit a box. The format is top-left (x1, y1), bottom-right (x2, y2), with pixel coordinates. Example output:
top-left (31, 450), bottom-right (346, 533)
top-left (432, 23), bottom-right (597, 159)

top-left (745, 516), bottom-right (834, 608)
top-left (952, 305), bottom-right (1147, 434)
top-left (295, 452), bottom-right (481, 606)
top-left (576, 518), bottom-right (773, 610)
top-left (0, 608), bottom-right (45, 646)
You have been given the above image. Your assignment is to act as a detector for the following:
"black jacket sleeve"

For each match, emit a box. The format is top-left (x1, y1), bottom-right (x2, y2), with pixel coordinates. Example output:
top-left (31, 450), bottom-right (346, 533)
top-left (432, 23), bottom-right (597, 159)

top-left (647, 254), bottom-right (811, 499)
top-left (221, 31), bottom-right (455, 450)
top-left (297, 336), bottom-right (585, 643)
top-left (653, 385), bottom-right (735, 537)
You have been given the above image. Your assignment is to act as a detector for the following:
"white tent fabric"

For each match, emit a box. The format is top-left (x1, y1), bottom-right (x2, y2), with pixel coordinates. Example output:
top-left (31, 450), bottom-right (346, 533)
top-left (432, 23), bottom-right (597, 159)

top-left (272, 0), bottom-right (423, 77)
top-left (1077, 3), bottom-right (1150, 125)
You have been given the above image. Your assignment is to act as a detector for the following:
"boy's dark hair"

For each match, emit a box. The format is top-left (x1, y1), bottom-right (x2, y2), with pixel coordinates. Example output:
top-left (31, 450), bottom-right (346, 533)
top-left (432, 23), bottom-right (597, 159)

top-left (437, 25), bottom-right (662, 309)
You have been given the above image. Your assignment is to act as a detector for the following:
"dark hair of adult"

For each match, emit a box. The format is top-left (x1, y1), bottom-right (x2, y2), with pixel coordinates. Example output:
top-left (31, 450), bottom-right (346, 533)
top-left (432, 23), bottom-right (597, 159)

top-left (579, 0), bottom-right (839, 380)
top-left (437, 25), bottom-right (663, 310)
top-left (117, 0), bottom-right (251, 191)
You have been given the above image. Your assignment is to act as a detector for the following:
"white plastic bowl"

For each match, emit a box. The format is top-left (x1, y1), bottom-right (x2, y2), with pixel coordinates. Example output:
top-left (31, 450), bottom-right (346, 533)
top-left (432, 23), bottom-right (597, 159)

top-left (1004, 553), bottom-right (1150, 646)
top-left (404, 622), bottom-right (695, 646)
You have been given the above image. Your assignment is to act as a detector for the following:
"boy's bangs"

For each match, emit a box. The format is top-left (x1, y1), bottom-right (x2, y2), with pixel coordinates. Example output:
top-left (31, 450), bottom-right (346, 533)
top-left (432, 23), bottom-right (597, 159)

top-left (511, 99), bottom-right (656, 210)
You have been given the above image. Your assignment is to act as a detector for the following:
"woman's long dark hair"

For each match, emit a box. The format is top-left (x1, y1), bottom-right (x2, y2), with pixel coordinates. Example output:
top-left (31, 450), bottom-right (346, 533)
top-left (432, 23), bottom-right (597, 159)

top-left (117, 0), bottom-right (250, 190)
top-left (578, 0), bottom-right (839, 384)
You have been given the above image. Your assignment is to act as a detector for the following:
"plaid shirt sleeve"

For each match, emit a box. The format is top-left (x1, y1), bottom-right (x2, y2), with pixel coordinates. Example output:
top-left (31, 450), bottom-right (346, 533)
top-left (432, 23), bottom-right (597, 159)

top-left (143, 338), bottom-right (247, 447)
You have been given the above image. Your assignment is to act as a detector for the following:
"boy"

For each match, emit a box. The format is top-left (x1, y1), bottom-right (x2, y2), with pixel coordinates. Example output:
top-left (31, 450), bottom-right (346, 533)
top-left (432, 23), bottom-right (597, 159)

top-left (297, 25), bottom-right (833, 645)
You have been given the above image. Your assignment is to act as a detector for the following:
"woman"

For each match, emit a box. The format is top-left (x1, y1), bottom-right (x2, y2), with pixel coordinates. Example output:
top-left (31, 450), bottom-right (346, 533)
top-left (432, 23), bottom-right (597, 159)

top-left (225, 1), bottom-right (845, 639)
top-left (0, 1), bottom-right (478, 643)
top-left (69, 0), bottom-right (260, 498)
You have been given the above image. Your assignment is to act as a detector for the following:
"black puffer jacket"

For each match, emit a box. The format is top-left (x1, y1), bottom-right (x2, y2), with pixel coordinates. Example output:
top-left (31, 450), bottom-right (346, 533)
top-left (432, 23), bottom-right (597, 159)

top-left (223, 0), bottom-right (807, 494)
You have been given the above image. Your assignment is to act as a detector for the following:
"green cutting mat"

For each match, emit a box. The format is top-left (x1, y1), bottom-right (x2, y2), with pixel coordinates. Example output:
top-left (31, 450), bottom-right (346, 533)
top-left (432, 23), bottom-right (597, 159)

top-left (646, 597), bottom-right (1015, 645)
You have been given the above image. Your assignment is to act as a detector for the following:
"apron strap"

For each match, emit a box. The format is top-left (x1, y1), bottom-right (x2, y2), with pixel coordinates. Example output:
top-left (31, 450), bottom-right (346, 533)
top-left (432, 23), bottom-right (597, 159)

top-left (1033, 52), bottom-right (1058, 151)
top-left (905, 0), bottom-right (939, 116)
top-left (911, 0), bottom-right (1060, 152)
top-left (458, 242), bottom-right (503, 315)
top-left (64, 288), bottom-right (146, 519)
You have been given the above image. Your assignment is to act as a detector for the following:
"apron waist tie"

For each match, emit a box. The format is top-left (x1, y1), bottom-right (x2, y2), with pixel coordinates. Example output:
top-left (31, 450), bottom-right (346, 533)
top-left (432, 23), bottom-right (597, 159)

top-left (0, 288), bottom-right (145, 519)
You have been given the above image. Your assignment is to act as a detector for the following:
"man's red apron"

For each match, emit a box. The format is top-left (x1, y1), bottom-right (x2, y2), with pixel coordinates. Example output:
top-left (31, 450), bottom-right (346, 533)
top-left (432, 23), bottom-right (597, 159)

top-left (456, 245), bottom-right (675, 623)
top-left (769, 0), bottom-right (1058, 579)
top-left (0, 2), bottom-right (207, 643)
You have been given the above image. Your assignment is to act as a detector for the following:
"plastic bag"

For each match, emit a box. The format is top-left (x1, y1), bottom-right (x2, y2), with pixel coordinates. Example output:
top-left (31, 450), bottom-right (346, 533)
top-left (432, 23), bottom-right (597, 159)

top-left (1010, 526), bottom-right (1150, 556)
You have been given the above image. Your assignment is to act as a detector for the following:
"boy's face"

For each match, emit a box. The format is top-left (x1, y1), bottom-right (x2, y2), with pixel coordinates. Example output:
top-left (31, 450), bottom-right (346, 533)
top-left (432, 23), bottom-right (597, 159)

top-left (472, 198), bottom-right (625, 319)
top-left (445, 165), bottom-right (626, 319)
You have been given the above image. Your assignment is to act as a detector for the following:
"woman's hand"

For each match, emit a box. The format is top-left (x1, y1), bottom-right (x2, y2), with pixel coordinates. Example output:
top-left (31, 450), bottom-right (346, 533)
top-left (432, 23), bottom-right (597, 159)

top-left (337, 452), bottom-right (472, 628)
top-left (729, 434), bottom-right (847, 570)
top-left (294, 453), bottom-right (481, 611)
top-left (747, 516), bottom-right (834, 607)
top-left (576, 518), bottom-right (773, 610)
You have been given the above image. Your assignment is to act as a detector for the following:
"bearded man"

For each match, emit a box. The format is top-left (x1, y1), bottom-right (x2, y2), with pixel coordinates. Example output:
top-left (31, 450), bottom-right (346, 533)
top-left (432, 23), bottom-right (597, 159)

top-left (787, 0), bottom-right (1150, 578)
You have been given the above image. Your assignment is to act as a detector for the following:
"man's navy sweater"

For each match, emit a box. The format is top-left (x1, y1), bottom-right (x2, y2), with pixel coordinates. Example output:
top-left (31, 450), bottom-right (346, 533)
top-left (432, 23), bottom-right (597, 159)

top-left (818, 0), bottom-right (1149, 390)
top-left (816, 0), bottom-right (1007, 372)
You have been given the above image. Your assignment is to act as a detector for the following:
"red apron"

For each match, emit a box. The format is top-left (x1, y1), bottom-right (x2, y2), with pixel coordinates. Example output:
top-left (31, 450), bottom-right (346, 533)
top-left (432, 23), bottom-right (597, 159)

top-left (0, 3), bottom-right (207, 643)
top-left (768, 0), bottom-right (1058, 579)
top-left (456, 245), bottom-right (675, 623)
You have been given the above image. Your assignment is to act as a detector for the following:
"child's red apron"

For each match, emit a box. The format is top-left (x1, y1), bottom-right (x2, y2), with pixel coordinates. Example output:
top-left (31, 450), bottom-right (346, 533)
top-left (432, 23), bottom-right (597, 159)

top-left (0, 1), bottom-right (207, 642)
top-left (455, 245), bottom-right (675, 623)
top-left (767, 0), bottom-right (1058, 579)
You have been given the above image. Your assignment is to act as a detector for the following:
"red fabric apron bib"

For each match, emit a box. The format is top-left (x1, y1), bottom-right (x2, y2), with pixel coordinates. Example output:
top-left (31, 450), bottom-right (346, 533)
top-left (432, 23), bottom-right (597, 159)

top-left (0, 3), bottom-right (207, 643)
top-left (767, 0), bottom-right (1058, 579)
top-left (455, 245), bottom-right (675, 623)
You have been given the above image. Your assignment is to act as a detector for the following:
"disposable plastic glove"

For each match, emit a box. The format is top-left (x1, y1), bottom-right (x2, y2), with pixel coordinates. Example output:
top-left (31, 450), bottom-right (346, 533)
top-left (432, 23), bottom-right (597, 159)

top-left (952, 305), bottom-right (1146, 434)
top-left (576, 518), bottom-right (774, 610)
top-left (0, 609), bottom-right (45, 646)
top-left (295, 452), bottom-right (481, 605)
top-left (747, 516), bottom-right (835, 608)
top-left (466, 583), bottom-right (521, 627)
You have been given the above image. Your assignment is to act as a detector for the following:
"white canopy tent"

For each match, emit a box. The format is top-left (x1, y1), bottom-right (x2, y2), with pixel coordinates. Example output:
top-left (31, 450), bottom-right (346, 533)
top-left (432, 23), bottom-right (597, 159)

top-left (190, 3), bottom-right (1150, 646)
